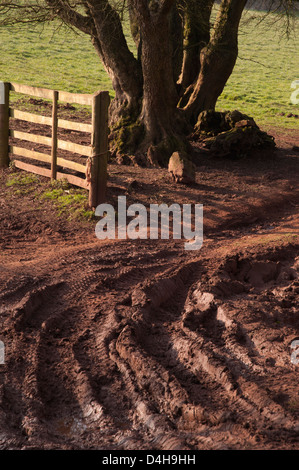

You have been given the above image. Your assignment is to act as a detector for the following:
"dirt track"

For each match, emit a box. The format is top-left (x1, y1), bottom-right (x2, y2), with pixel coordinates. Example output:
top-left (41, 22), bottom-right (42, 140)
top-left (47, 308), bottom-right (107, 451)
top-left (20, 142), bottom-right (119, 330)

top-left (0, 128), bottom-right (299, 450)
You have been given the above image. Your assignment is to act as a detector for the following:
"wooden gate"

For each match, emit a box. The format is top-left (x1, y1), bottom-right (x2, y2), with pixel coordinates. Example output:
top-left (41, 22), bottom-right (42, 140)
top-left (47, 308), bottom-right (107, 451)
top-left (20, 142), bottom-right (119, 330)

top-left (0, 81), bottom-right (110, 207)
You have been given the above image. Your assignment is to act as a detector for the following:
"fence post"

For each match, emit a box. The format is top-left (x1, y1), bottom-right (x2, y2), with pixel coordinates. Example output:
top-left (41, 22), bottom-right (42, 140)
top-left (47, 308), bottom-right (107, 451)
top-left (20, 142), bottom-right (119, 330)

top-left (89, 90), bottom-right (110, 208)
top-left (0, 82), bottom-right (10, 168)
top-left (51, 90), bottom-right (58, 179)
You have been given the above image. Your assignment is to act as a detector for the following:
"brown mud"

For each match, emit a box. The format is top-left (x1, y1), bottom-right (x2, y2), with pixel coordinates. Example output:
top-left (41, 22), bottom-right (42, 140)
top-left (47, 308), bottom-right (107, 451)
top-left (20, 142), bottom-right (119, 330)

top-left (0, 122), bottom-right (299, 450)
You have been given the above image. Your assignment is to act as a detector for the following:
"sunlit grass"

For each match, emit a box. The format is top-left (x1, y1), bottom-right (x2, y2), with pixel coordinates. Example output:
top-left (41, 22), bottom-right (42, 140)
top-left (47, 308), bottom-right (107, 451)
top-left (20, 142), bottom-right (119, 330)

top-left (0, 22), bottom-right (112, 95)
top-left (0, 8), bottom-right (298, 129)
top-left (216, 10), bottom-right (299, 129)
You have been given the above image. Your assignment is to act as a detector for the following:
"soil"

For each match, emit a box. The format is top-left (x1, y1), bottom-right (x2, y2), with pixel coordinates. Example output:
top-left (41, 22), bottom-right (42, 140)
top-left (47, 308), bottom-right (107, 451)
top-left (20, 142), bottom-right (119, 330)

top-left (0, 110), bottom-right (299, 450)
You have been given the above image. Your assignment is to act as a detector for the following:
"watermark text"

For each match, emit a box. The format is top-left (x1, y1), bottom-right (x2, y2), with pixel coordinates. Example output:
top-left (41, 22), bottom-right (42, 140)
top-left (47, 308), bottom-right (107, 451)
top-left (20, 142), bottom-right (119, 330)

top-left (0, 341), bottom-right (4, 365)
top-left (95, 196), bottom-right (203, 251)
top-left (290, 80), bottom-right (299, 105)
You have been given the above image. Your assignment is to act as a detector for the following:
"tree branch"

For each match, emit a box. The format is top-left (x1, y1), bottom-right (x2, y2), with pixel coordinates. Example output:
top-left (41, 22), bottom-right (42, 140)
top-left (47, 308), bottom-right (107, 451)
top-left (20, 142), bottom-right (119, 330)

top-left (0, 0), bottom-right (94, 33)
top-left (178, 0), bottom-right (214, 93)
top-left (85, 0), bottom-right (143, 111)
top-left (44, 0), bottom-right (94, 34)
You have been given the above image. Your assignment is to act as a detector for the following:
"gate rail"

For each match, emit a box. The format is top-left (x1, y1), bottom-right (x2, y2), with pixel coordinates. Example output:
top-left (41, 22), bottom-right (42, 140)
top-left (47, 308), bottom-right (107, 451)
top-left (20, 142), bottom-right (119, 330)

top-left (0, 81), bottom-right (110, 207)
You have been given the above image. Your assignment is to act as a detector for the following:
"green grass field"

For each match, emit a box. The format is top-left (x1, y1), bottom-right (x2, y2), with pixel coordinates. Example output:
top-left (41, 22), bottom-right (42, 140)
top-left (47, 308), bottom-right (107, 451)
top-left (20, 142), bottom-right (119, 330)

top-left (0, 8), bottom-right (298, 129)
top-left (217, 10), bottom-right (299, 129)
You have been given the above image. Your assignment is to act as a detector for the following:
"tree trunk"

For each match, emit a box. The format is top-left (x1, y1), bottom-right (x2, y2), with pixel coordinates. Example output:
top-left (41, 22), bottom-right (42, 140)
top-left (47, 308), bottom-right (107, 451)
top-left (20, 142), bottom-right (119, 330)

top-left (141, 18), bottom-right (178, 141)
top-left (183, 0), bottom-right (248, 125)
top-left (178, 0), bottom-right (214, 94)
top-left (89, 2), bottom-right (143, 120)
top-left (45, 0), bottom-right (248, 166)
top-left (170, 4), bottom-right (184, 84)
top-left (138, 6), bottom-right (190, 165)
top-left (92, 0), bottom-right (247, 164)
top-left (106, 1), bottom-right (190, 165)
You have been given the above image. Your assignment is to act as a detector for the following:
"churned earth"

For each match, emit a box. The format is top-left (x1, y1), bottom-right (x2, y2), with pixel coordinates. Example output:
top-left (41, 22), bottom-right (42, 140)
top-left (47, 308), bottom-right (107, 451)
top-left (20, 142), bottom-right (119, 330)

top-left (0, 122), bottom-right (298, 450)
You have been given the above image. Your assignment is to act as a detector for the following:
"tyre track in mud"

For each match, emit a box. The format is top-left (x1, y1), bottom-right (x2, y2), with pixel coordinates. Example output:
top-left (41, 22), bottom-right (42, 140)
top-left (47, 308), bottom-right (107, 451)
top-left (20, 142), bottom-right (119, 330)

top-left (0, 240), bottom-right (196, 449)
top-left (109, 244), bottom-right (298, 447)
top-left (0, 204), bottom-right (299, 449)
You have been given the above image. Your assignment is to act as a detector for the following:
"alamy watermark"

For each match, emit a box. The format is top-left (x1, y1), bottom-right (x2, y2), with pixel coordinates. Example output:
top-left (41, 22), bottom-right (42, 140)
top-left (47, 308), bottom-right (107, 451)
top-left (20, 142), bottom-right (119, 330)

top-left (0, 341), bottom-right (4, 365)
top-left (0, 82), bottom-right (5, 105)
top-left (290, 80), bottom-right (299, 105)
top-left (290, 340), bottom-right (299, 365)
top-left (95, 196), bottom-right (203, 251)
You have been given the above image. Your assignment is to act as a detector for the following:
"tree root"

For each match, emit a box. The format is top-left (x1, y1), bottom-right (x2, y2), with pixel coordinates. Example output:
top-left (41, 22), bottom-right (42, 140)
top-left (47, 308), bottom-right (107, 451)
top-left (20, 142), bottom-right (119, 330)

top-left (191, 110), bottom-right (276, 158)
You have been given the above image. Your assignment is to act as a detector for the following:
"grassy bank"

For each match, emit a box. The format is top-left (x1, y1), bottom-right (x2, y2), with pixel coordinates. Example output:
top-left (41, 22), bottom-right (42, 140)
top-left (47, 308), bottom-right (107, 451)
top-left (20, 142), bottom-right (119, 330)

top-left (216, 10), bottom-right (299, 129)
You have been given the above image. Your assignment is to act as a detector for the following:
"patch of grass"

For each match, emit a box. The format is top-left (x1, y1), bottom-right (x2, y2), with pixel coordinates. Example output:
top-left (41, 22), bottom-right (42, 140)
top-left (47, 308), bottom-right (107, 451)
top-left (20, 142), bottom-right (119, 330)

top-left (5, 170), bottom-right (95, 220)
top-left (0, 22), bottom-right (112, 96)
top-left (41, 179), bottom-right (94, 220)
top-left (216, 10), bottom-right (299, 129)
top-left (231, 233), bottom-right (298, 251)
top-left (5, 171), bottom-right (40, 195)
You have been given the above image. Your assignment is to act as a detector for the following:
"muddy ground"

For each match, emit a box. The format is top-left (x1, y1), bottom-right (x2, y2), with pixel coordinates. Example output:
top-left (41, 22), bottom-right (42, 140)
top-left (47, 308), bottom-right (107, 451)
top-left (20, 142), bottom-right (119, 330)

top-left (0, 117), bottom-right (299, 450)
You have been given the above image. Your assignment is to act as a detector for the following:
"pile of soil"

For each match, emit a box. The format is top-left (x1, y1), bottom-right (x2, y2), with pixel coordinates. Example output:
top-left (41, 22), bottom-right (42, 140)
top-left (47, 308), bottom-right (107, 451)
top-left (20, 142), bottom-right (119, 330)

top-left (192, 110), bottom-right (276, 158)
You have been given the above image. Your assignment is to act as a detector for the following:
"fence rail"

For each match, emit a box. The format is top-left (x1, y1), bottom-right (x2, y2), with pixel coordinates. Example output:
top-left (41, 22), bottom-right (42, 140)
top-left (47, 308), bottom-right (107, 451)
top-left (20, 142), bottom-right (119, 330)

top-left (0, 81), bottom-right (110, 207)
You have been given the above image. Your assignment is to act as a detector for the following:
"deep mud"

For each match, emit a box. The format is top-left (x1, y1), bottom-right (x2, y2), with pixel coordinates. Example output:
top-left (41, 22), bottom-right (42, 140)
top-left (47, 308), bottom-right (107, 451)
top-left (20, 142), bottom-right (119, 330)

top-left (0, 125), bottom-right (299, 450)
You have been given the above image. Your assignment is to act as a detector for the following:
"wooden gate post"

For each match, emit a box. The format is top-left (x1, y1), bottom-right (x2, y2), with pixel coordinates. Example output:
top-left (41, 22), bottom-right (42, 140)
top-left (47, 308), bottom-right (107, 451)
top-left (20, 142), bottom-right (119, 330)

top-left (89, 90), bottom-right (110, 208)
top-left (51, 90), bottom-right (58, 179)
top-left (0, 82), bottom-right (10, 168)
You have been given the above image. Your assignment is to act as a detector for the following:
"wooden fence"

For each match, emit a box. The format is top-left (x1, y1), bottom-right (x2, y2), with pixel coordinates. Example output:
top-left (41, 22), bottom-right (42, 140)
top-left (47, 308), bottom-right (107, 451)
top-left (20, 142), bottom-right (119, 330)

top-left (0, 81), bottom-right (110, 207)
